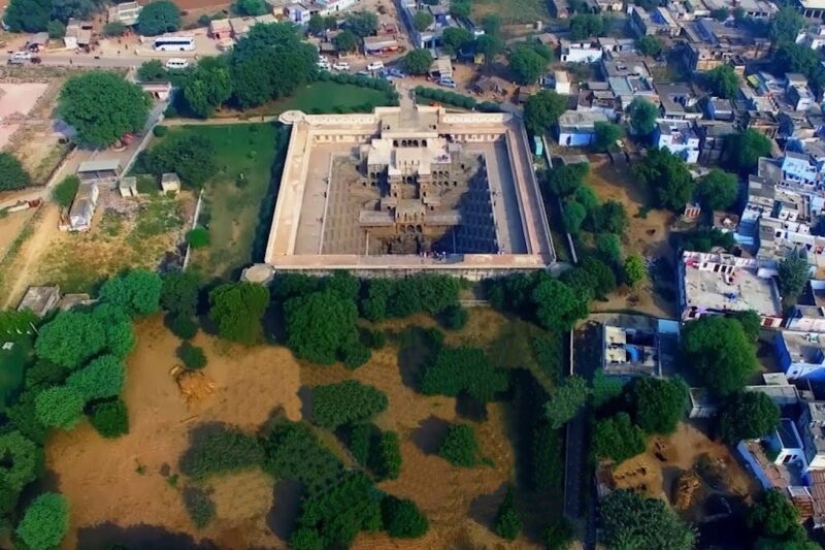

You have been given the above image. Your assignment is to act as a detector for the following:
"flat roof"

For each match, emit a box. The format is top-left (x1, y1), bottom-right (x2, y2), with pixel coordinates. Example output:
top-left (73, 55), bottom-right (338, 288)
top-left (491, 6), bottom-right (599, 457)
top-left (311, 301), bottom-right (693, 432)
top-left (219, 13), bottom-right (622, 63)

top-left (779, 331), bottom-right (825, 364)
top-left (77, 159), bottom-right (120, 173)
top-left (17, 286), bottom-right (59, 317)
top-left (682, 257), bottom-right (782, 317)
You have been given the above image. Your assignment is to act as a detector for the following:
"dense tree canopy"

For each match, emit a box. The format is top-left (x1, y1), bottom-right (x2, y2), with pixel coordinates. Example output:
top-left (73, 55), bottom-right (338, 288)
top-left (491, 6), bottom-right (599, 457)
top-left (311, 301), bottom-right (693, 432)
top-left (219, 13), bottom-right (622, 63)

top-left (412, 10), bottom-right (434, 31)
top-left (234, 0), bottom-right (267, 15)
top-left (35, 310), bottom-right (108, 369)
top-left (726, 129), bottom-right (772, 174)
top-left (137, 0), bottom-right (181, 36)
top-left (59, 72), bottom-right (151, 148)
top-left (475, 34), bottom-right (505, 66)
top-left (344, 10), bottom-right (378, 37)
top-left (16, 492), bottom-right (69, 550)
top-left (593, 122), bottom-right (624, 152)
top-left (0, 431), bottom-right (41, 495)
top-left (569, 14), bottom-right (604, 40)
top-left (494, 489), bottom-right (521, 541)
top-left (628, 97), bottom-right (658, 136)
top-left (285, 288), bottom-right (362, 365)
top-left (332, 29), bottom-right (358, 53)
top-left (749, 489), bottom-right (806, 541)
top-left (66, 354), bottom-right (125, 401)
top-left (508, 46), bottom-right (548, 85)
top-left (139, 132), bottom-right (217, 188)
top-left (681, 315), bottom-right (758, 397)
top-left (358, 274), bottom-right (459, 321)
top-left (624, 254), bottom-right (646, 287)
top-left (89, 398), bottom-right (129, 439)
top-left (0, 153), bottom-right (30, 192)
top-left (532, 278), bottom-right (590, 332)
top-left (697, 168), bottom-right (739, 211)
top-left (381, 497), bottom-right (429, 538)
top-left (3, 0), bottom-right (50, 32)
top-left (545, 375), bottom-right (590, 429)
top-left (208, 282), bottom-right (270, 344)
top-left (545, 162), bottom-right (589, 197)
top-left (401, 49), bottom-right (434, 76)
top-left (311, 380), bottom-right (388, 429)
top-left (99, 269), bottom-right (162, 317)
top-left (705, 65), bottom-right (739, 99)
top-left (636, 35), bottom-right (662, 56)
top-left (778, 253), bottom-right (810, 303)
top-left (719, 391), bottom-right (781, 443)
top-left (34, 386), bottom-right (86, 430)
top-left (628, 377), bottom-right (688, 435)
top-left (441, 27), bottom-right (474, 55)
top-left (769, 7), bottom-right (804, 45)
top-left (600, 490), bottom-right (695, 550)
top-left (182, 57), bottom-right (233, 118)
top-left (633, 147), bottom-right (695, 211)
top-left (592, 412), bottom-right (646, 464)
top-left (161, 271), bottom-right (200, 317)
top-left (420, 346), bottom-right (508, 402)
top-left (137, 60), bottom-right (168, 83)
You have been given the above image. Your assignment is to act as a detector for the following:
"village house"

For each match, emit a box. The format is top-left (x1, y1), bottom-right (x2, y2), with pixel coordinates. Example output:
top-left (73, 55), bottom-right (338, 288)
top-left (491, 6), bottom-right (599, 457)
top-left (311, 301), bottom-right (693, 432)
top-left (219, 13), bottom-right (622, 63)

top-left (556, 111), bottom-right (608, 147)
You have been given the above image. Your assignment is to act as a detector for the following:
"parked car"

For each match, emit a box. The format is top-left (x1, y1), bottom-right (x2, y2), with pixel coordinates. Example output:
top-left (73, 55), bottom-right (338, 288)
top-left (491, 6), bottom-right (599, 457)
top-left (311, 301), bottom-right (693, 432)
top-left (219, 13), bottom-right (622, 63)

top-left (317, 60), bottom-right (331, 70)
top-left (164, 58), bottom-right (189, 70)
top-left (388, 68), bottom-right (405, 78)
top-left (10, 51), bottom-right (30, 62)
top-left (438, 77), bottom-right (457, 88)
top-left (366, 61), bottom-right (384, 71)
top-left (332, 61), bottom-right (350, 71)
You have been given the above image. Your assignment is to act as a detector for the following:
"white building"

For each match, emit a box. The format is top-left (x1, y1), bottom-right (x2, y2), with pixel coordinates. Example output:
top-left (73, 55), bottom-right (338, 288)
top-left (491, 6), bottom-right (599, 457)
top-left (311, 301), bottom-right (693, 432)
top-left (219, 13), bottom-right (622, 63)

top-left (556, 110), bottom-right (608, 147)
top-left (796, 25), bottom-right (825, 49)
top-left (653, 120), bottom-right (700, 164)
top-left (559, 39), bottom-right (603, 63)
top-left (68, 183), bottom-right (99, 232)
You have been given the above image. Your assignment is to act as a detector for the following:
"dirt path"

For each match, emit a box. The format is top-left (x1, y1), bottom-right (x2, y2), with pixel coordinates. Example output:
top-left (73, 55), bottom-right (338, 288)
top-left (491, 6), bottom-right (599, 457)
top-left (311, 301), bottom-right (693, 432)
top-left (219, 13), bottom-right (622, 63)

top-left (1, 203), bottom-right (59, 308)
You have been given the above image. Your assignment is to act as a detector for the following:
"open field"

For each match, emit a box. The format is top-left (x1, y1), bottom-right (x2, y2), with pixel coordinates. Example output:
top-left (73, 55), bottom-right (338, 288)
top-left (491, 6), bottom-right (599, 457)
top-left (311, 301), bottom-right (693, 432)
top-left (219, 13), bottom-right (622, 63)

top-left (178, 123), bottom-right (288, 279)
top-left (0, 192), bottom-right (195, 308)
top-left (586, 156), bottom-right (676, 318)
top-left (0, 208), bottom-right (35, 260)
top-left (471, 0), bottom-right (550, 25)
top-left (45, 307), bottom-right (562, 549)
top-left (48, 316), bottom-right (303, 549)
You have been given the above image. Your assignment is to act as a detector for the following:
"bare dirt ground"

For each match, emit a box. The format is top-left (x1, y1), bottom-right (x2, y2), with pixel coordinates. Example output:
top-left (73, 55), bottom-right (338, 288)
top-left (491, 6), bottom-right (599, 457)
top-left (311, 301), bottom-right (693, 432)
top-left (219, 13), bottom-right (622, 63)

top-left (609, 422), bottom-right (757, 516)
top-left (48, 316), bottom-right (303, 549)
top-left (0, 208), bottom-right (34, 259)
top-left (0, 204), bottom-right (57, 308)
top-left (586, 156), bottom-right (677, 318)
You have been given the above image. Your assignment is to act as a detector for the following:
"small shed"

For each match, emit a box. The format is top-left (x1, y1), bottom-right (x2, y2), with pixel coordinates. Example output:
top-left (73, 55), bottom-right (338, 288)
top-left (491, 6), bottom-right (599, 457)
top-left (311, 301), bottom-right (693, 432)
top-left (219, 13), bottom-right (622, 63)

top-left (119, 176), bottom-right (138, 198)
top-left (26, 32), bottom-right (49, 52)
top-left (77, 159), bottom-right (121, 184)
top-left (141, 82), bottom-right (172, 100)
top-left (363, 35), bottom-right (400, 54)
top-left (161, 173), bottom-right (181, 194)
top-left (428, 56), bottom-right (452, 79)
top-left (209, 19), bottom-right (232, 40)
top-left (17, 286), bottom-right (61, 318)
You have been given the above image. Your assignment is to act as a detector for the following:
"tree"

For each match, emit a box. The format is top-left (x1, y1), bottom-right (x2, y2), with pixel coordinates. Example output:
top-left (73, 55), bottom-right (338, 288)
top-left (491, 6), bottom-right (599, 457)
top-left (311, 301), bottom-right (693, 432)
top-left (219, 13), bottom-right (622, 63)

top-left (35, 386), bottom-right (85, 430)
top-left (494, 488), bottom-right (521, 540)
top-left (3, 0), bottom-right (50, 32)
top-left (208, 282), bottom-right (270, 344)
top-left (636, 35), bottom-right (662, 56)
top-left (593, 121), bottom-right (624, 152)
top-left (441, 27), bottom-right (473, 55)
top-left (332, 29), bottom-right (358, 53)
top-left (545, 162), bottom-right (589, 196)
top-left (475, 34), bottom-right (504, 66)
top-left (401, 49), bottom-right (433, 76)
top-left (307, 14), bottom-right (325, 35)
top-left (59, 72), bottom-right (151, 148)
top-left (481, 14), bottom-right (502, 36)
top-left (628, 377), bottom-right (688, 435)
top-left (421, 346), bottom-right (508, 402)
top-left (99, 269), bottom-right (162, 317)
top-left (177, 342), bottom-right (207, 370)
top-left (66, 354), bottom-right (124, 401)
top-left (47, 19), bottom-right (66, 39)
top-left (290, 529), bottom-right (324, 550)
top-left (345, 10), bottom-right (378, 37)
top-left (533, 278), bottom-right (590, 332)
top-left (311, 380), bottom-right (388, 429)
top-left (285, 289), bottom-right (360, 364)
top-left (89, 398), bottom-right (129, 438)
top-left (563, 201), bottom-right (586, 234)
top-left (633, 147), bottom-right (695, 211)
top-left (182, 56), bottom-right (233, 118)
top-left (719, 391), bottom-right (780, 443)
top-left (137, 0), bottom-right (181, 36)
top-left (169, 314), bottom-right (198, 340)
top-left (726, 129), bottom-right (771, 174)
top-left (412, 10), bottom-right (433, 31)
top-left (137, 60), bottom-right (167, 83)
top-left (581, 256), bottom-right (617, 297)
top-left (51, 175), bottom-right (80, 208)
top-left (628, 97), bottom-right (658, 136)
top-left (623, 254), bottom-right (646, 287)
top-left (544, 519), bottom-right (575, 550)
top-left (0, 431), bottom-right (41, 494)
top-left (439, 423), bottom-right (480, 466)
top-left (750, 489), bottom-right (806, 541)
top-left (0, 152), bottom-right (30, 192)
top-left (186, 227), bottom-right (210, 248)
top-left (450, 0), bottom-right (471, 18)
top-left (183, 487), bottom-right (216, 529)
top-left (16, 493), bottom-right (69, 550)
top-left (730, 310), bottom-right (762, 341)
top-left (381, 496), bottom-right (429, 538)
top-left (372, 431), bottom-right (402, 480)
top-left (161, 271), bottom-right (200, 317)
top-left (705, 65), bottom-right (739, 99)
top-left (681, 315), bottom-right (758, 397)
top-left (569, 14), bottom-right (603, 40)
top-left (103, 21), bottom-right (127, 37)
top-left (35, 311), bottom-right (107, 369)
top-left (592, 413), bottom-right (646, 463)
top-left (179, 426), bottom-right (264, 479)
top-left (440, 303), bottom-right (469, 330)
top-left (770, 6), bottom-right (804, 45)
top-left (141, 133), bottom-right (217, 188)
top-left (593, 200), bottom-right (627, 234)
top-left (523, 90), bottom-right (567, 133)
top-left (234, 0), bottom-right (267, 15)
top-left (508, 46), bottom-right (547, 85)
top-left (697, 168), bottom-right (738, 211)
top-left (600, 490), bottom-right (695, 550)
top-left (546, 375), bottom-right (590, 429)
top-left (778, 252), bottom-right (810, 303)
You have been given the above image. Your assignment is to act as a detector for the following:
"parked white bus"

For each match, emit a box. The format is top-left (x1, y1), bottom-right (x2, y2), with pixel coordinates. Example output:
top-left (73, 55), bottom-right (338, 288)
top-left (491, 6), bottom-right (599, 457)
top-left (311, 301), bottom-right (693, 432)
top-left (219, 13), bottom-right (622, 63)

top-left (153, 36), bottom-right (195, 52)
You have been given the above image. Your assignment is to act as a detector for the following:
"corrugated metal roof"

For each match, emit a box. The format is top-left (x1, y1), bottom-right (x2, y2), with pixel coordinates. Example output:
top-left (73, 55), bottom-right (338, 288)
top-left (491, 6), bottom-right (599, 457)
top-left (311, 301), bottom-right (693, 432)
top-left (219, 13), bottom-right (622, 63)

top-left (77, 159), bottom-right (121, 173)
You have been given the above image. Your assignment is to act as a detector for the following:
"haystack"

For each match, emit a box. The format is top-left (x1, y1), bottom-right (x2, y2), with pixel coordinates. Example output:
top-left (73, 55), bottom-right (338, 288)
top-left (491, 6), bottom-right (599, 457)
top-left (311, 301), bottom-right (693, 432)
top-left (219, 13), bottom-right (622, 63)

top-left (170, 365), bottom-right (215, 406)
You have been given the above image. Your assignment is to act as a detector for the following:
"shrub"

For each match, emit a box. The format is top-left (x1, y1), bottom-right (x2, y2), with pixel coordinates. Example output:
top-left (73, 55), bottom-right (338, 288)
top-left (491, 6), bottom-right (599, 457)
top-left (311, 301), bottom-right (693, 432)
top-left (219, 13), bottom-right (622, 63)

top-left (153, 125), bottom-right (169, 137)
top-left (66, 354), bottom-right (125, 401)
top-left (531, 423), bottom-right (563, 491)
top-left (183, 487), bottom-right (216, 529)
top-left (381, 496), bottom-right (429, 538)
top-left (290, 528), bottom-right (324, 550)
top-left (340, 340), bottom-right (371, 369)
top-left (439, 304), bottom-right (468, 330)
top-left (371, 431), bottom-right (402, 480)
top-left (34, 386), bottom-right (85, 430)
top-left (439, 424), bottom-right (480, 467)
top-left (311, 380), bottom-right (388, 429)
top-left (169, 314), bottom-right (198, 340)
top-left (186, 227), bottom-right (210, 248)
top-left (179, 427), bottom-right (264, 479)
top-left (346, 423), bottom-right (375, 466)
top-left (421, 346), bottom-right (508, 402)
top-left (89, 398), bottom-right (129, 439)
top-left (544, 518), bottom-right (575, 550)
top-left (16, 493), bottom-right (69, 550)
top-left (494, 489), bottom-right (521, 540)
top-left (177, 342), bottom-right (207, 370)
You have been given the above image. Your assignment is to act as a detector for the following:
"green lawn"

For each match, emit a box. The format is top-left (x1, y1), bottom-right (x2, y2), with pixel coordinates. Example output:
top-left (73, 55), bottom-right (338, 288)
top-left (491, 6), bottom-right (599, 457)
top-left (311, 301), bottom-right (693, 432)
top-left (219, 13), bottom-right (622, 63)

top-left (182, 123), bottom-right (289, 279)
top-left (240, 82), bottom-right (393, 117)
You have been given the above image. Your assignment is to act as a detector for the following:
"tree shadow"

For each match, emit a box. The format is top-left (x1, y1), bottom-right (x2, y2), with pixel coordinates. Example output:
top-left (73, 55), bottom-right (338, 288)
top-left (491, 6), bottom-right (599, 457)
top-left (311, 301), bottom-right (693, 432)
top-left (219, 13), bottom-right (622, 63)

top-left (76, 522), bottom-right (218, 550)
top-left (468, 483), bottom-right (507, 530)
top-left (455, 392), bottom-right (489, 422)
top-left (266, 479), bottom-right (303, 541)
top-left (297, 385), bottom-right (313, 423)
top-left (410, 415), bottom-right (450, 455)
top-left (395, 326), bottom-right (441, 391)
top-left (178, 421), bottom-right (240, 470)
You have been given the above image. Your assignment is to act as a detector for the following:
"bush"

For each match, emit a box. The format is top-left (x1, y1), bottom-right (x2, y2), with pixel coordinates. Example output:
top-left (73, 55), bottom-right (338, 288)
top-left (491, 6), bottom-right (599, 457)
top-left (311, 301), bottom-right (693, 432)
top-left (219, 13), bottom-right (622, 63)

top-left (346, 423), bottom-right (375, 466)
top-left (421, 346), bottom-right (508, 403)
top-left (179, 427), bottom-right (264, 479)
top-left (153, 125), bottom-right (169, 137)
top-left (340, 339), bottom-right (371, 369)
top-left (544, 518), bottom-right (574, 550)
top-left (177, 342), bottom-right (207, 370)
top-left (476, 101), bottom-right (502, 113)
top-left (16, 493), bottom-right (69, 550)
top-left (168, 314), bottom-right (198, 340)
top-left (89, 398), bottom-right (129, 439)
top-left (34, 386), bottom-right (85, 430)
top-left (186, 227), bottom-right (210, 248)
top-left (531, 423), bottom-right (563, 491)
top-left (494, 489), bottom-right (521, 541)
top-left (311, 381), bottom-right (388, 429)
top-left (439, 423), bottom-right (480, 467)
top-left (66, 354), bottom-right (125, 401)
top-left (439, 303), bottom-right (468, 330)
top-left (381, 496), bottom-right (429, 538)
top-left (183, 487), bottom-right (216, 529)
top-left (371, 431), bottom-right (402, 480)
